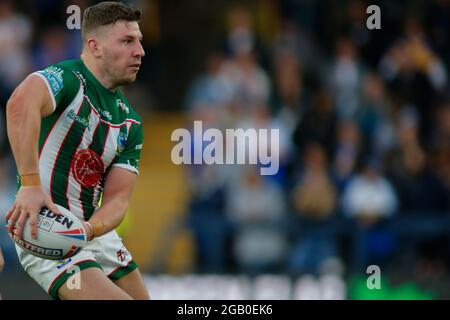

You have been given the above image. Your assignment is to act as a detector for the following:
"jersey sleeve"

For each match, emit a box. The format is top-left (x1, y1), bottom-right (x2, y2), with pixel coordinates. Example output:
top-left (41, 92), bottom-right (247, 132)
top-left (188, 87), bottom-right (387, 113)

top-left (112, 122), bottom-right (144, 175)
top-left (32, 65), bottom-right (81, 113)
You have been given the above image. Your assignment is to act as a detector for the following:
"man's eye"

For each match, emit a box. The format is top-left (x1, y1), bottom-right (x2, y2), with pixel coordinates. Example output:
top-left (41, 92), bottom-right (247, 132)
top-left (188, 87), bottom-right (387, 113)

top-left (123, 39), bottom-right (131, 44)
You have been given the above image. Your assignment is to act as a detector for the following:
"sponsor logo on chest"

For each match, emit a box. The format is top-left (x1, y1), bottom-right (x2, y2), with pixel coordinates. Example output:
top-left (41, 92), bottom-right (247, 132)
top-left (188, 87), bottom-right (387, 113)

top-left (67, 109), bottom-right (90, 131)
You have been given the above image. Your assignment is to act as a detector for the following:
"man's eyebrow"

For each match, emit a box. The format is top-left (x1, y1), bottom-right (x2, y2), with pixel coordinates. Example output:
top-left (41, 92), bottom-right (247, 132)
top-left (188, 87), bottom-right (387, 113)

top-left (121, 35), bottom-right (143, 40)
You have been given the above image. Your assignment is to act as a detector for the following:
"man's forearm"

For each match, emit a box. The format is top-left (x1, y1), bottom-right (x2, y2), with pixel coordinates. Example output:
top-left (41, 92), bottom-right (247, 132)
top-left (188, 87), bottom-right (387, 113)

top-left (88, 198), bottom-right (129, 237)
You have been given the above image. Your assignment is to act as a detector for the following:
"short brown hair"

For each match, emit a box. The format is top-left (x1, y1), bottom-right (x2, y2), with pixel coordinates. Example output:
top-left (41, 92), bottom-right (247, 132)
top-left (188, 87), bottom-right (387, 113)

top-left (82, 1), bottom-right (142, 40)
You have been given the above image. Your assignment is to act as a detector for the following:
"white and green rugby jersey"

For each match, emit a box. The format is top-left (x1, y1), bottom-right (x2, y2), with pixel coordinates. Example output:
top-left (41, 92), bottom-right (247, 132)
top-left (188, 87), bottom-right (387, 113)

top-left (30, 59), bottom-right (143, 221)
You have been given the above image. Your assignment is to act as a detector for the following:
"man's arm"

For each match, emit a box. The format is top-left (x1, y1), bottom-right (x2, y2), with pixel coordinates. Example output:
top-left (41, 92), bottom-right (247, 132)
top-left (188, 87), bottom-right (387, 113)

top-left (7, 75), bottom-right (55, 175)
top-left (84, 167), bottom-right (138, 240)
top-left (5, 75), bottom-right (60, 239)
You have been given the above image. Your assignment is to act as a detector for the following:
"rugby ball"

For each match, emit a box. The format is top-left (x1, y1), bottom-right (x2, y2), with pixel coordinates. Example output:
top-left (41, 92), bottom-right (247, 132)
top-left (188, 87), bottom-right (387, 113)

top-left (8, 205), bottom-right (87, 260)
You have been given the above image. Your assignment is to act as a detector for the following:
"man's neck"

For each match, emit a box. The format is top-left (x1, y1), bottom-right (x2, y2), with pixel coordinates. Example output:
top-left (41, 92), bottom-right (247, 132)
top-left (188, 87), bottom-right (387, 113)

top-left (80, 54), bottom-right (117, 92)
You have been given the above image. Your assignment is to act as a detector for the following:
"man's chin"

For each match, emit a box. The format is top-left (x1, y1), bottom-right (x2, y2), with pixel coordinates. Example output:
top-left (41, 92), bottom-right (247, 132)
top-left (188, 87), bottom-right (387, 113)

top-left (117, 75), bottom-right (137, 86)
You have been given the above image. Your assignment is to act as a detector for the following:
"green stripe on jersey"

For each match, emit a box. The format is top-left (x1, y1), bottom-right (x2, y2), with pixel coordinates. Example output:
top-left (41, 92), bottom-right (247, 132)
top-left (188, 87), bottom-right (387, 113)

top-left (39, 105), bottom-right (66, 156)
top-left (80, 121), bottom-right (110, 220)
top-left (50, 99), bottom-right (91, 209)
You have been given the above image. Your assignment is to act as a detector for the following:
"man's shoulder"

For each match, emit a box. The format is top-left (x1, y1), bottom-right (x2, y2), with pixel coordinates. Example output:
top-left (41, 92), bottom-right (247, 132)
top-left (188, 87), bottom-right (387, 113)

top-left (54, 59), bottom-right (85, 82)
top-left (33, 59), bottom-right (83, 102)
top-left (50, 59), bottom-right (82, 70)
top-left (37, 59), bottom-right (82, 75)
top-left (36, 59), bottom-right (83, 85)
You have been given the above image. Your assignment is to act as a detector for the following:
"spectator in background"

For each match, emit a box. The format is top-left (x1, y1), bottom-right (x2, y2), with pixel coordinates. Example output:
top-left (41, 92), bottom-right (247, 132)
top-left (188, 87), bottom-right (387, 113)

top-left (430, 104), bottom-right (450, 203)
top-left (387, 109), bottom-right (448, 212)
top-left (226, 165), bottom-right (287, 274)
top-left (293, 87), bottom-right (337, 159)
top-left (342, 159), bottom-right (398, 226)
top-left (218, 6), bottom-right (271, 119)
top-left (32, 25), bottom-right (78, 70)
top-left (357, 72), bottom-right (396, 159)
top-left (0, 0), bottom-right (32, 157)
top-left (268, 48), bottom-right (305, 186)
top-left (379, 18), bottom-right (448, 143)
top-left (229, 103), bottom-right (289, 185)
top-left (186, 138), bottom-right (230, 273)
top-left (404, 18), bottom-right (448, 92)
top-left (185, 51), bottom-right (234, 129)
top-left (332, 120), bottom-right (362, 192)
top-left (224, 5), bottom-right (255, 57)
top-left (385, 103), bottom-right (450, 272)
top-left (327, 36), bottom-right (366, 120)
top-left (289, 142), bottom-right (339, 274)
top-left (344, 0), bottom-right (384, 67)
top-left (292, 142), bottom-right (337, 221)
top-left (271, 49), bottom-right (302, 119)
top-left (426, 0), bottom-right (450, 68)
top-left (219, 50), bottom-right (271, 118)
top-left (342, 158), bottom-right (399, 271)
top-left (272, 19), bottom-right (322, 84)
top-left (431, 102), bottom-right (450, 150)
top-left (0, 0), bottom-right (32, 95)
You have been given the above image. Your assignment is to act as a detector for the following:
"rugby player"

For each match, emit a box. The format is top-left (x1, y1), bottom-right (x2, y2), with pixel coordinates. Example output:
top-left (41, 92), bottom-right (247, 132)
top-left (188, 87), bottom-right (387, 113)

top-left (5, 1), bottom-right (149, 300)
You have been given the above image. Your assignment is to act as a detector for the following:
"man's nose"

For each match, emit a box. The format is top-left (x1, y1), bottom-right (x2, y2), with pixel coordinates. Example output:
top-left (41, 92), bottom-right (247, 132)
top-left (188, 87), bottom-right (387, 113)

top-left (134, 42), bottom-right (145, 58)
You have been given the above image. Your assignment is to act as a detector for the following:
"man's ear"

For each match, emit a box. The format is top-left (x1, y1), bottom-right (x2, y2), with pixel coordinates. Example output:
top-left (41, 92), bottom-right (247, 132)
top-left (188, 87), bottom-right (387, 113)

top-left (86, 38), bottom-right (102, 58)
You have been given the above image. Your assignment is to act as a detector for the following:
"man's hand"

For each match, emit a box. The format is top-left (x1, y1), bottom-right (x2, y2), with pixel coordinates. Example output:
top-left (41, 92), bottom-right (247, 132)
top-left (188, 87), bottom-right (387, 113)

top-left (5, 186), bottom-right (60, 239)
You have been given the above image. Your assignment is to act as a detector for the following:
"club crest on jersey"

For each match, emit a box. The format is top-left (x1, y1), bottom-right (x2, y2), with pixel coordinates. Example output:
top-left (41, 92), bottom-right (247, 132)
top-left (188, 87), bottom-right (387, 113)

top-left (71, 149), bottom-right (104, 188)
top-left (117, 132), bottom-right (127, 154)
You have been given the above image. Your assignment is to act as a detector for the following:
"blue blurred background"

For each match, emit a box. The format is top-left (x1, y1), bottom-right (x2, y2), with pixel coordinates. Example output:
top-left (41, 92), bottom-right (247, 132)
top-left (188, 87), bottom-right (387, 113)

top-left (0, 0), bottom-right (449, 299)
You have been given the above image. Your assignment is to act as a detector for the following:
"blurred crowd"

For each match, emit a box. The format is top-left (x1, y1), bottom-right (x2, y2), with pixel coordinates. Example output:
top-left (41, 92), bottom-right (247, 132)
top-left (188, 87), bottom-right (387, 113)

top-left (0, 0), bottom-right (449, 281)
top-left (184, 1), bottom-right (450, 279)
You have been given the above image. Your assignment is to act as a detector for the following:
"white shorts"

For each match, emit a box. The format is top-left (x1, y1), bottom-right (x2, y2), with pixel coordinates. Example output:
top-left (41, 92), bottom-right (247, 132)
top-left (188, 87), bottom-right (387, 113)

top-left (15, 230), bottom-right (137, 299)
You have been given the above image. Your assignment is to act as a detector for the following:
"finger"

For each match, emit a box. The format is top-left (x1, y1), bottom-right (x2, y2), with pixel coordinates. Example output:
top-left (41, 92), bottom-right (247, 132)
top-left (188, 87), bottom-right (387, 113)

top-left (7, 207), bottom-right (21, 234)
top-left (47, 201), bottom-right (60, 215)
top-left (5, 203), bottom-right (16, 221)
top-left (15, 209), bottom-right (29, 239)
top-left (28, 213), bottom-right (38, 239)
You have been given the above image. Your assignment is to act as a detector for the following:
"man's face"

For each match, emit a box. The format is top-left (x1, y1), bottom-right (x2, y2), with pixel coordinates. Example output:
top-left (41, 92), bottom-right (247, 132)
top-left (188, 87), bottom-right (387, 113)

top-left (97, 21), bottom-right (145, 87)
